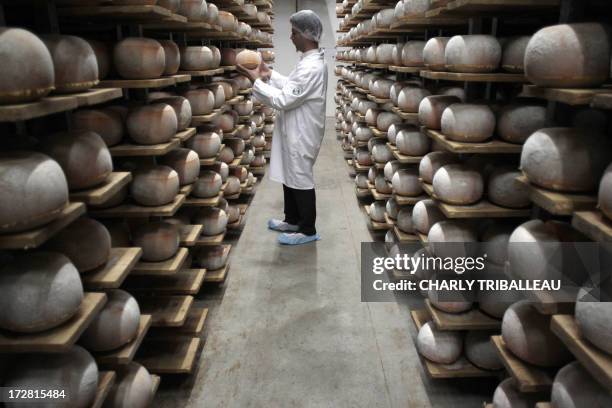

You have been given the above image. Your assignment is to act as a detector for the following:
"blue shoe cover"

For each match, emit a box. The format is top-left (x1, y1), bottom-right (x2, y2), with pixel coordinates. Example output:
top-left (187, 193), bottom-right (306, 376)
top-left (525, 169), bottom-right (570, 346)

top-left (278, 232), bottom-right (321, 245)
top-left (268, 219), bottom-right (299, 232)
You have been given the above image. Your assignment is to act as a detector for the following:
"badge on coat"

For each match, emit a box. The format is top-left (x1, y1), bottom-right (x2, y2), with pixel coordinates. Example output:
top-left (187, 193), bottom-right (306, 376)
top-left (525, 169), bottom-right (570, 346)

top-left (292, 86), bottom-right (303, 96)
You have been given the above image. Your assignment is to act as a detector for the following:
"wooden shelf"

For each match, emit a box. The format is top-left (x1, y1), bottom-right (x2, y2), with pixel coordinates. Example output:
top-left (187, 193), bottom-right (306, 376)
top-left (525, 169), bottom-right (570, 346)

top-left (394, 226), bottom-right (419, 242)
top-left (491, 335), bottom-right (553, 393)
top-left (572, 211), bottom-right (612, 243)
top-left (58, 4), bottom-right (187, 22)
top-left (394, 193), bottom-right (428, 206)
top-left (521, 84), bottom-right (612, 106)
top-left (125, 269), bottom-right (206, 295)
top-left (392, 149), bottom-right (423, 164)
top-left (425, 300), bottom-right (501, 330)
top-left (551, 314), bottom-right (612, 391)
top-left (391, 107), bottom-right (420, 123)
top-left (175, 128), bottom-right (196, 143)
top-left (367, 94), bottom-right (390, 104)
top-left (591, 93), bottom-right (612, 110)
top-left (131, 247), bottom-right (189, 277)
top-left (438, 0), bottom-right (560, 16)
top-left (95, 315), bottom-right (152, 367)
top-left (109, 139), bottom-right (180, 157)
top-left (424, 128), bottom-right (522, 154)
top-left (389, 66), bottom-right (422, 74)
top-left (0, 202), bottom-right (85, 250)
top-left (354, 161), bottom-right (372, 173)
top-left (516, 175), bottom-right (597, 216)
top-left (184, 194), bottom-right (222, 208)
top-left (391, 16), bottom-right (467, 29)
top-left (191, 108), bottom-right (222, 124)
top-left (204, 263), bottom-right (230, 284)
top-left (90, 194), bottom-right (186, 218)
top-left (91, 371), bottom-right (115, 408)
top-left (138, 295), bottom-right (194, 327)
top-left (179, 183), bottom-right (194, 196)
top-left (179, 225), bottom-right (203, 247)
top-left (411, 308), bottom-right (431, 331)
top-left (436, 199), bottom-right (531, 219)
top-left (364, 205), bottom-right (392, 231)
top-left (149, 307), bottom-right (208, 338)
top-left (418, 231), bottom-right (429, 247)
top-left (137, 337), bottom-right (201, 374)
top-left (370, 188), bottom-right (392, 201)
top-left (355, 186), bottom-right (372, 198)
top-left (82, 247), bottom-right (143, 290)
top-left (98, 76), bottom-right (177, 89)
top-left (0, 292), bottom-right (106, 353)
top-left (385, 213), bottom-right (396, 226)
top-left (227, 214), bottom-right (244, 230)
top-left (199, 157), bottom-right (218, 166)
top-left (195, 231), bottom-right (226, 246)
top-left (421, 70), bottom-right (526, 83)
top-left (177, 68), bottom-right (224, 77)
top-left (70, 172), bottom-right (132, 206)
top-left (0, 88), bottom-right (123, 122)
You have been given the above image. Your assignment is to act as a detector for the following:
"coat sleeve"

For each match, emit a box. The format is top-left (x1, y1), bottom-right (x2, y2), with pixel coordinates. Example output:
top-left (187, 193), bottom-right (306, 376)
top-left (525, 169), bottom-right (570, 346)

top-left (268, 70), bottom-right (288, 89)
top-left (253, 66), bottom-right (321, 112)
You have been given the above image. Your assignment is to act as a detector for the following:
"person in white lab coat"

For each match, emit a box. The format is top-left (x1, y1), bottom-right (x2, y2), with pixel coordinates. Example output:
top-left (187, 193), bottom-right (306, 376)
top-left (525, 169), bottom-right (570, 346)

top-left (237, 10), bottom-right (327, 246)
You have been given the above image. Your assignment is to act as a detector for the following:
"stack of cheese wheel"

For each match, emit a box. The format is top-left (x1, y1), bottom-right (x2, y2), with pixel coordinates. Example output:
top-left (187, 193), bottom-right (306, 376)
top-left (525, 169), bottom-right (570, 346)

top-left (114, 38), bottom-right (166, 79)
top-left (0, 28), bottom-right (55, 104)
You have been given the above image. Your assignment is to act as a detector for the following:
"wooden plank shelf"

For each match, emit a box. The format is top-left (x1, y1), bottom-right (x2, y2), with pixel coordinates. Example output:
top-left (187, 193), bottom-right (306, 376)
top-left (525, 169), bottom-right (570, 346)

top-left (370, 127), bottom-right (387, 138)
top-left (425, 300), bottom-right (501, 330)
top-left (90, 194), bottom-right (185, 218)
top-left (435, 199), bottom-right (532, 219)
top-left (109, 138), bottom-right (180, 157)
top-left (367, 94), bottom-right (391, 104)
top-left (82, 247), bottom-right (143, 290)
top-left (179, 183), bottom-right (194, 196)
top-left (491, 335), bottom-right (554, 393)
top-left (204, 263), bottom-right (230, 284)
top-left (572, 211), bottom-right (612, 243)
top-left (195, 231), bottom-right (226, 246)
top-left (421, 70), bottom-right (526, 83)
top-left (227, 214), bottom-right (244, 230)
top-left (411, 308), bottom-right (431, 331)
top-left (177, 68), bottom-right (224, 77)
top-left (0, 202), bottom-right (85, 250)
top-left (394, 226), bottom-right (419, 242)
top-left (370, 188), bottom-right (392, 201)
top-left (385, 213), bottom-right (396, 226)
top-left (392, 149), bottom-right (423, 164)
top-left (138, 295), bottom-right (194, 328)
top-left (125, 269), bottom-right (206, 295)
top-left (516, 175), bottom-right (597, 216)
top-left (0, 292), bottom-right (106, 353)
top-left (70, 172), bottom-right (132, 206)
top-left (175, 128), bottom-right (196, 143)
top-left (355, 186), bottom-right (372, 198)
top-left (0, 88), bottom-right (122, 122)
top-left (98, 76), bottom-right (177, 89)
top-left (200, 156), bottom-right (218, 166)
top-left (591, 93), bottom-right (612, 110)
top-left (95, 315), bottom-right (152, 367)
top-left (131, 247), bottom-right (189, 277)
top-left (391, 107), bottom-right (420, 123)
top-left (58, 4), bottom-right (187, 22)
top-left (354, 161), bottom-right (372, 173)
top-left (389, 66), bottom-right (422, 74)
top-left (421, 180), bottom-right (434, 197)
top-left (191, 109), bottom-right (222, 124)
top-left (91, 371), bottom-right (115, 408)
top-left (425, 128), bottom-right (522, 154)
top-left (364, 205), bottom-right (392, 231)
top-left (149, 307), bottom-right (208, 338)
top-left (418, 231), bottom-right (429, 247)
top-left (228, 155), bottom-right (245, 168)
top-left (394, 193), bottom-right (428, 206)
top-left (535, 404), bottom-right (551, 408)
top-left (251, 166), bottom-right (266, 177)
top-left (137, 337), bottom-right (201, 374)
top-left (184, 193), bottom-right (222, 208)
top-left (521, 84), bottom-right (612, 106)
top-left (180, 225), bottom-right (203, 246)
top-left (551, 315), bottom-right (612, 391)
top-left (391, 16), bottom-right (467, 29)
top-left (439, 0), bottom-right (560, 16)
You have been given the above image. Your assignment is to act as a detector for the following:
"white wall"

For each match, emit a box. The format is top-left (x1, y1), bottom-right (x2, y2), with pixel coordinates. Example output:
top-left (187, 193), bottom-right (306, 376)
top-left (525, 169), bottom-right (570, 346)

top-left (271, 0), bottom-right (339, 117)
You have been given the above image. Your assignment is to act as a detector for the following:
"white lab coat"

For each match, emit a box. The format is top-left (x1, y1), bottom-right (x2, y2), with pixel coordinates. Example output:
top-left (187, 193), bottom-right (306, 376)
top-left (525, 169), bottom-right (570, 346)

top-left (252, 49), bottom-right (328, 190)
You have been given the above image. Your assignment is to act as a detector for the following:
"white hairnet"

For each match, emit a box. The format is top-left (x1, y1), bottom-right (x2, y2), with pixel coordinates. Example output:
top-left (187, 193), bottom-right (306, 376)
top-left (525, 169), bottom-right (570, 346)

top-left (290, 10), bottom-right (323, 43)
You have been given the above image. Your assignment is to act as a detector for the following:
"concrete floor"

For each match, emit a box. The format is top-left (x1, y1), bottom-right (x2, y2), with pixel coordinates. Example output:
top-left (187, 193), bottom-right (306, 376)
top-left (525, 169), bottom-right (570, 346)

top-left (154, 118), bottom-right (497, 408)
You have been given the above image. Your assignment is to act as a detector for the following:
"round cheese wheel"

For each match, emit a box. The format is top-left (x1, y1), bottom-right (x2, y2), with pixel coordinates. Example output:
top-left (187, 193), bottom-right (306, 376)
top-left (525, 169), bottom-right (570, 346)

top-left (178, 0), bottom-right (207, 21)
top-left (417, 321), bottom-right (463, 364)
top-left (114, 38), bottom-right (165, 79)
top-left (376, 43), bottom-right (396, 64)
top-left (404, 0), bottom-right (431, 16)
top-left (552, 361), bottom-right (612, 408)
top-left (80, 289), bottom-right (140, 352)
top-left (439, 86), bottom-right (466, 102)
top-left (212, 162), bottom-right (229, 182)
top-left (218, 11), bottom-right (237, 31)
top-left (369, 202), bottom-right (386, 223)
top-left (428, 284), bottom-right (473, 313)
top-left (371, 79), bottom-right (395, 98)
top-left (502, 300), bottom-right (572, 367)
top-left (525, 23), bottom-right (611, 88)
top-left (160, 148), bottom-right (199, 186)
top-left (599, 164), bottom-right (612, 221)
top-left (521, 127), bottom-right (612, 192)
top-left (224, 175), bottom-right (241, 195)
top-left (0, 28), bottom-right (54, 103)
top-left (384, 160), bottom-right (401, 181)
top-left (205, 83), bottom-right (226, 108)
top-left (224, 137), bottom-right (245, 157)
top-left (423, 37), bottom-right (450, 70)
top-left (236, 100), bottom-right (254, 116)
top-left (0, 252), bottom-right (83, 333)
top-left (465, 331), bottom-right (503, 370)
top-left (86, 40), bottom-right (110, 81)
top-left (412, 199), bottom-right (444, 234)
top-left (158, 40), bottom-right (180, 75)
top-left (0, 152), bottom-right (69, 233)
top-left (497, 103), bottom-right (547, 144)
top-left (72, 108), bottom-right (124, 147)
top-left (398, 87), bottom-right (431, 113)
top-left (183, 88), bottom-right (215, 115)
top-left (218, 146), bottom-right (235, 164)
top-left (131, 166), bottom-right (179, 206)
top-left (375, 8), bottom-right (395, 28)
top-left (220, 48), bottom-right (238, 66)
top-left (127, 103), bottom-right (177, 145)
top-left (374, 174), bottom-right (392, 194)
top-left (187, 132), bottom-right (220, 158)
top-left (401, 41), bottom-right (426, 66)
top-left (433, 164), bottom-right (483, 205)
top-left (441, 104), bottom-right (496, 143)
top-left (481, 222), bottom-right (515, 266)
top-left (392, 168), bottom-right (422, 197)
top-left (158, 0), bottom-right (180, 11)
top-left (575, 286), bottom-right (612, 355)
top-left (181, 46), bottom-right (214, 70)
top-left (478, 263), bottom-right (521, 319)
top-left (194, 207), bottom-right (228, 236)
top-left (104, 363), bottom-right (154, 408)
top-left (428, 220), bottom-right (478, 259)
top-left (493, 378), bottom-right (539, 408)
top-left (236, 50), bottom-right (261, 69)
top-left (45, 217), bottom-right (111, 273)
top-left (366, 46), bottom-right (378, 63)
top-left (193, 170), bottom-right (222, 198)
top-left (209, 45), bottom-right (221, 68)
top-left (488, 167), bottom-right (530, 209)
top-left (445, 35), bottom-right (501, 73)
top-left (155, 96), bottom-right (192, 131)
top-left (386, 197), bottom-right (399, 219)
top-left (418, 95), bottom-right (461, 130)
top-left (372, 143), bottom-right (392, 164)
top-left (396, 128), bottom-right (430, 156)
top-left (194, 245), bottom-right (229, 270)
top-left (207, 2), bottom-right (219, 24)
top-left (366, 108), bottom-right (381, 126)
top-left (355, 173), bottom-right (369, 189)
top-left (387, 123), bottom-right (409, 145)
top-left (358, 100), bottom-right (377, 115)
top-left (5, 346), bottom-right (97, 408)
top-left (501, 36), bottom-right (530, 73)
top-left (376, 112), bottom-right (401, 131)
top-left (42, 35), bottom-right (98, 93)
top-left (39, 130), bottom-right (112, 190)
top-left (396, 207), bottom-right (414, 233)
top-left (131, 221), bottom-right (179, 262)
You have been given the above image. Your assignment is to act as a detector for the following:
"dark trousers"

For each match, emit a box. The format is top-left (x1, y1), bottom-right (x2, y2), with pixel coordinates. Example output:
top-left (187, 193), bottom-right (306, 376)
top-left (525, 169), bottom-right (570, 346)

top-left (283, 184), bottom-right (317, 236)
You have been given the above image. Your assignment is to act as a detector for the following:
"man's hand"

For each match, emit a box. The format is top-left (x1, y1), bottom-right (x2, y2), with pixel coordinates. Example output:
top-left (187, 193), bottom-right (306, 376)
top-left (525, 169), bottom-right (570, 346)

top-left (237, 59), bottom-right (271, 83)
